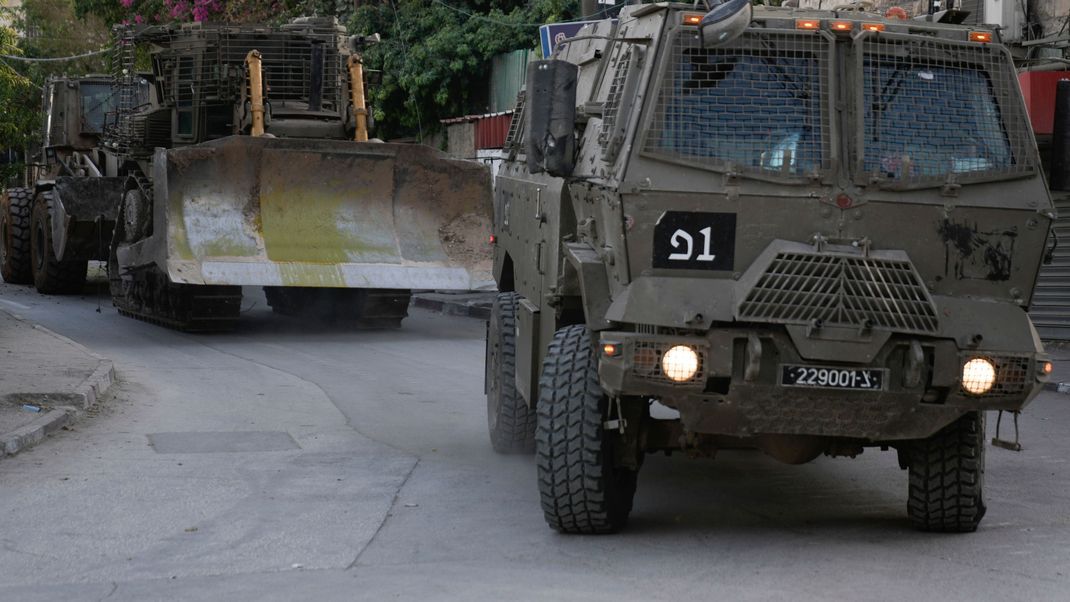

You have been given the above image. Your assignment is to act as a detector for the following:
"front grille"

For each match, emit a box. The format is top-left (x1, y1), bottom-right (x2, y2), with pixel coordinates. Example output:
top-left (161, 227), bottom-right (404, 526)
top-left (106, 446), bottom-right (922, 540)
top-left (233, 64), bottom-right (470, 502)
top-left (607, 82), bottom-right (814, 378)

top-left (738, 251), bottom-right (939, 335)
top-left (962, 355), bottom-right (1031, 398)
top-left (632, 341), bottom-right (706, 387)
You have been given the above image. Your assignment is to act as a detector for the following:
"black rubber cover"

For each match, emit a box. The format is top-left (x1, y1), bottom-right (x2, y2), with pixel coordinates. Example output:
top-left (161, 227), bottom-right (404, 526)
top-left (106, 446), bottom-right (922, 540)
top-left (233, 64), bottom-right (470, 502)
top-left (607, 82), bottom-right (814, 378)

top-left (525, 59), bottom-right (578, 177)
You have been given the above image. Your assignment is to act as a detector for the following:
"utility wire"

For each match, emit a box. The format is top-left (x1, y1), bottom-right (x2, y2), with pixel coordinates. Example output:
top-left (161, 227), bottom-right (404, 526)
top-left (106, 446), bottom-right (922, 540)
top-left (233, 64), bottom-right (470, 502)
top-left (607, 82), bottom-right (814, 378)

top-left (0, 47), bottom-right (110, 62)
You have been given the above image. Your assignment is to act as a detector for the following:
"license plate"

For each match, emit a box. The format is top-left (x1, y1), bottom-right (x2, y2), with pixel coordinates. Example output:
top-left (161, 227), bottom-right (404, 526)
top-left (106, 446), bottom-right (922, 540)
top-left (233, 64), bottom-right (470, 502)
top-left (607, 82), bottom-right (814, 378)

top-left (780, 365), bottom-right (886, 391)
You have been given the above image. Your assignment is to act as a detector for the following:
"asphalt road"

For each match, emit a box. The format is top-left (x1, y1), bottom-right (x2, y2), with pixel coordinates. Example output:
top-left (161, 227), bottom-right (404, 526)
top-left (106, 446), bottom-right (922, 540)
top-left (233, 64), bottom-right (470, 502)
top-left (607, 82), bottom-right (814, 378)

top-left (1, 279), bottom-right (1068, 601)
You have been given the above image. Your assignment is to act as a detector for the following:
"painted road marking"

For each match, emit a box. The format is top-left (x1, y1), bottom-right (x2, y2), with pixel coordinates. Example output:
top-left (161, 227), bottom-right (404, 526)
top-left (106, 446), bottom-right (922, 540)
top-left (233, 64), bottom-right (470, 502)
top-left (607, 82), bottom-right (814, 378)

top-left (0, 298), bottom-right (31, 310)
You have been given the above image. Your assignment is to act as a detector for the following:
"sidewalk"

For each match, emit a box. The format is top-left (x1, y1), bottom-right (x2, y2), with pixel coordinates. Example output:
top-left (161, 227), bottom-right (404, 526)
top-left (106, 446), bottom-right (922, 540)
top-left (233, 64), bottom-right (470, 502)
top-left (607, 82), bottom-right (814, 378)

top-left (0, 309), bottom-right (115, 457)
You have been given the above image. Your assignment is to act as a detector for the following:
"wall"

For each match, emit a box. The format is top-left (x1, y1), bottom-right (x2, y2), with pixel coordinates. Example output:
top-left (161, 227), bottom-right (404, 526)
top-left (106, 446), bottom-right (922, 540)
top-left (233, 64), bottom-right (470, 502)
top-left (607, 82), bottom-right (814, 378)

top-left (490, 49), bottom-right (532, 113)
top-left (446, 122), bottom-right (476, 159)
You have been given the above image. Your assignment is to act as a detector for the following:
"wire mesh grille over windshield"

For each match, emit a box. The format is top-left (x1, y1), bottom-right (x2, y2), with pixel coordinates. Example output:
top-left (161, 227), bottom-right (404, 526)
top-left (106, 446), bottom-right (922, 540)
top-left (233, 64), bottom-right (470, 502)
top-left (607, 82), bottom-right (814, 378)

top-left (162, 29), bottom-right (345, 109)
top-left (859, 37), bottom-right (1034, 185)
top-left (642, 30), bottom-right (830, 178)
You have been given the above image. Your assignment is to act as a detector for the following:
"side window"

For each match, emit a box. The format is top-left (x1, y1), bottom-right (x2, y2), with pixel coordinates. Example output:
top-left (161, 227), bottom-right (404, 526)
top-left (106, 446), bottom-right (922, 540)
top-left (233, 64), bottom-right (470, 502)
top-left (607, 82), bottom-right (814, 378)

top-left (175, 56), bottom-right (196, 139)
top-left (79, 83), bottom-right (115, 134)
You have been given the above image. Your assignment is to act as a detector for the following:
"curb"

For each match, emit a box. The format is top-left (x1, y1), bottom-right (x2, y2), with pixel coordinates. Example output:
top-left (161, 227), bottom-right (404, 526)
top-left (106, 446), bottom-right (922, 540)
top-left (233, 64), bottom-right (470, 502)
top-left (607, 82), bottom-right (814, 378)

top-left (412, 296), bottom-right (492, 321)
top-left (0, 317), bottom-right (116, 458)
top-left (2, 408), bottom-right (75, 456)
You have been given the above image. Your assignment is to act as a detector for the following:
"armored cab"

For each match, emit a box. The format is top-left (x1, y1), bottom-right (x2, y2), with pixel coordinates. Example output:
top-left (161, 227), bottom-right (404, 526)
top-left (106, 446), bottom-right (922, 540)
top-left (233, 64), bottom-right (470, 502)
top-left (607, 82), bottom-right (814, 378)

top-left (487, 2), bottom-right (1054, 534)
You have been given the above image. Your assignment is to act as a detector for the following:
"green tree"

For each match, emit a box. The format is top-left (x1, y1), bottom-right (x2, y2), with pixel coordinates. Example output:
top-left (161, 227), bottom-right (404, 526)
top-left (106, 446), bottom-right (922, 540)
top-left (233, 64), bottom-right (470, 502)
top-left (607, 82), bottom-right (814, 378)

top-left (350, 0), bottom-right (578, 140)
top-left (17, 0), bottom-right (111, 79)
top-left (0, 1), bottom-right (112, 183)
top-left (0, 26), bottom-right (38, 183)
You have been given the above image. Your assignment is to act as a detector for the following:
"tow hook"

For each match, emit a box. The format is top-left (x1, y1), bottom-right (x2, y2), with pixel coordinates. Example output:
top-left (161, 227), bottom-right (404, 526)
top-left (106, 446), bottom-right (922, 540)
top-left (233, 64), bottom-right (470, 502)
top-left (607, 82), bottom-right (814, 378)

top-left (992, 410), bottom-right (1023, 452)
top-left (603, 396), bottom-right (627, 434)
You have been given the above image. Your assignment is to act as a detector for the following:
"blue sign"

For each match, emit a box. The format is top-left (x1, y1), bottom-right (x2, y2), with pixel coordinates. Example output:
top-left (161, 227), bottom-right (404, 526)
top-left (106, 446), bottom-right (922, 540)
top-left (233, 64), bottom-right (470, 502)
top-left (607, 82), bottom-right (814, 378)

top-left (539, 21), bottom-right (600, 57)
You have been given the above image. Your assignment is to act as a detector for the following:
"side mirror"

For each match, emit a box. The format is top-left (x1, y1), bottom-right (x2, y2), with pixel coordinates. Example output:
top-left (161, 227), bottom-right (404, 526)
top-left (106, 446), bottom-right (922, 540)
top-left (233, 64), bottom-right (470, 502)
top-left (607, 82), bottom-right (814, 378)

top-left (525, 60), bottom-right (578, 178)
top-left (700, 0), bottom-right (753, 48)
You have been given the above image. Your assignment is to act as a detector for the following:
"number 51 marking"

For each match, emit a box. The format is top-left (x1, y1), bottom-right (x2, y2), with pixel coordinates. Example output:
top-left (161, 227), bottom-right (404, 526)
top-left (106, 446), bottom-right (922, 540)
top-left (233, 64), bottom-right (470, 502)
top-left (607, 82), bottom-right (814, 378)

top-left (668, 226), bottom-right (716, 262)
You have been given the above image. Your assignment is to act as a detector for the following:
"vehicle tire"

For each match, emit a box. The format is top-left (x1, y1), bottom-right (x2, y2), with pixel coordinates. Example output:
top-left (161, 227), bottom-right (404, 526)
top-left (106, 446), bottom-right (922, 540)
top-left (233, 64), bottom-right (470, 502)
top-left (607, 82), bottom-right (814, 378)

top-left (31, 191), bottom-right (87, 295)
top-left (536, 324), bottom-right (637, 534)
top-left (486, 292), bottom-right (536, 454)
top-left (907, 412), bottom-right (987, 533)
top-left (1, 187), bottom-right (33, 284)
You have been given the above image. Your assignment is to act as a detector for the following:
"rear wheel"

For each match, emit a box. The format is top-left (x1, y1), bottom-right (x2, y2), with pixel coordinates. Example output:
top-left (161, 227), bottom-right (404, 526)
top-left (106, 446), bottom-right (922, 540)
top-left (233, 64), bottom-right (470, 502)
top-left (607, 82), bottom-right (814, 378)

top-left (907, 412), bottom-right (987, 532)
top-left (486, 292), bottom-right (536, 454)
top-left (1, 187), bottom-right (33, 284)
top-left (31, 191), bottom-right (87, 295)
top-left (536, 324), bottom-right (637, 534)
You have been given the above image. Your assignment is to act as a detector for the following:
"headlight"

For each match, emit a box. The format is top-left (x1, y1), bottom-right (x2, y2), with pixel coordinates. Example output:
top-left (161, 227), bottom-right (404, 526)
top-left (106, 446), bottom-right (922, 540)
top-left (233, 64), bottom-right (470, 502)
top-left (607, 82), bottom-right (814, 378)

top-left (961, 358), bottom-right (996, 395)
top-left (661, 345), bottom-right (699, 382)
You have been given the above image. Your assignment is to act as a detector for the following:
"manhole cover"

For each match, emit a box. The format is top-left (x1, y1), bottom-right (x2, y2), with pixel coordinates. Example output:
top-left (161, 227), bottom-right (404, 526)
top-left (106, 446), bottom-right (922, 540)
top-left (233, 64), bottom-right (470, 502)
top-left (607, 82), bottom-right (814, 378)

top-left (148, 431), bottom-right (300, 454)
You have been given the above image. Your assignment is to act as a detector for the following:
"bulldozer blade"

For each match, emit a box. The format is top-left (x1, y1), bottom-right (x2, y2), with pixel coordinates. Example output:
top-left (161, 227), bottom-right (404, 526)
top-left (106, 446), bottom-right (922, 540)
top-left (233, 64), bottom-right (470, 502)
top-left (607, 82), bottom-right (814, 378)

top-left (153, 136), bottom-right (494, 290)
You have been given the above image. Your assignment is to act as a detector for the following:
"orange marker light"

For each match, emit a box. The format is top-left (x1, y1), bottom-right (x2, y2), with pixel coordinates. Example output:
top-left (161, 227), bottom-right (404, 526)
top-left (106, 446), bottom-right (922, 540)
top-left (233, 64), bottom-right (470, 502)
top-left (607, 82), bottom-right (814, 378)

top-left (830, 21), bottom-right (853, 32)
top-left (862, 23), bottom-right (885, 32)
top-left (969, 31), bottom-right (993, 43)
top-left (1044, 361), bottom-right (1054, 375)
top-left (796, 19), bottom-right (820, 30)
top-left (682, 12), bottom-right (703, 25)
top-left (603, 343), bottom-right (621, 357)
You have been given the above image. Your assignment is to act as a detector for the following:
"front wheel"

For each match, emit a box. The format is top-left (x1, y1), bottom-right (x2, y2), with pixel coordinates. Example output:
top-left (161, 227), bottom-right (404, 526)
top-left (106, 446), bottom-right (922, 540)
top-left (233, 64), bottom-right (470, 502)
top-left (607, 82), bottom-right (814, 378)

top-left (1, 187), bottom-right (33, 284)
top-left (30, 191), bottom-right (87, 295)
top-left (536, 324), bottom-right (637, 534)
top-left (907, 412), bottom-right (987, 532)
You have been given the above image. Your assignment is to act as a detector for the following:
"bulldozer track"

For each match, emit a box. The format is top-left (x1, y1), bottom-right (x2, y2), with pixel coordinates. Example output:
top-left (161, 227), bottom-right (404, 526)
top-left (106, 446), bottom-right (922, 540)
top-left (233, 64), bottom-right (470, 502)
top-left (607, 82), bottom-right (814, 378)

top-left (110, 263), bottom-right (241, 332)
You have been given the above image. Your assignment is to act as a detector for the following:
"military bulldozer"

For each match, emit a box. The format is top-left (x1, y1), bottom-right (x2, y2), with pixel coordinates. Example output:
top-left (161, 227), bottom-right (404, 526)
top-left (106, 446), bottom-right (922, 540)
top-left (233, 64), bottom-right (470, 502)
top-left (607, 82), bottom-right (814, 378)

top-left (487, 2), bottom-right (1054, 534)
top-left (1, 18), bottom-right (493, 330)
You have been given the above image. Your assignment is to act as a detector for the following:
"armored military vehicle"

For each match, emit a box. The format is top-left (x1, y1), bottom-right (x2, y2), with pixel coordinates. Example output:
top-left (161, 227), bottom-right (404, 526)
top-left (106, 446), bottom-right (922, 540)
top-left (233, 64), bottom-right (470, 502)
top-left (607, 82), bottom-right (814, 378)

top-left (486, 1), bottom-right (1054, 534)
top-left (1, 18), bottom-right (492, 330)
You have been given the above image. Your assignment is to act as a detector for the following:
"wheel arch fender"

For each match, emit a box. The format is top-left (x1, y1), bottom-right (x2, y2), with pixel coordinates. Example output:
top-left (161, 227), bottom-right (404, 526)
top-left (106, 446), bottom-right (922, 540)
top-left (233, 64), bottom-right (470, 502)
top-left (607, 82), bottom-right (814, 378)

top-left (564, 241), bottom-right (613, 331)
top-left (495, 249), bottom-right (515, 292)
top-left (30, 182), bottom-right (67, 260)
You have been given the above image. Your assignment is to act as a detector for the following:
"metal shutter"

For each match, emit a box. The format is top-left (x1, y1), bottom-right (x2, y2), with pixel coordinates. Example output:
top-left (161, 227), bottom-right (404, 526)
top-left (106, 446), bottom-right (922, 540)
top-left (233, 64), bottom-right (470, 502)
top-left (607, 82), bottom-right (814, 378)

top-left (1030, 195), bottom-right (1070, 339)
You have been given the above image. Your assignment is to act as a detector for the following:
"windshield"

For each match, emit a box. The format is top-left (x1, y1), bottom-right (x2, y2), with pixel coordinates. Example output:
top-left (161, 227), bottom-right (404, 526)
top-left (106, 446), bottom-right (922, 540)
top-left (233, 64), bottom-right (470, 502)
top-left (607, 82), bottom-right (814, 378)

top-left (860, 39), bottom-right (1033, 185)
top-left (864, 58), bottom-right (1011, 180)
top-left (80, 83), bottom-right (115, 134)
top-left (642, 31), bottom-right (828, 178)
